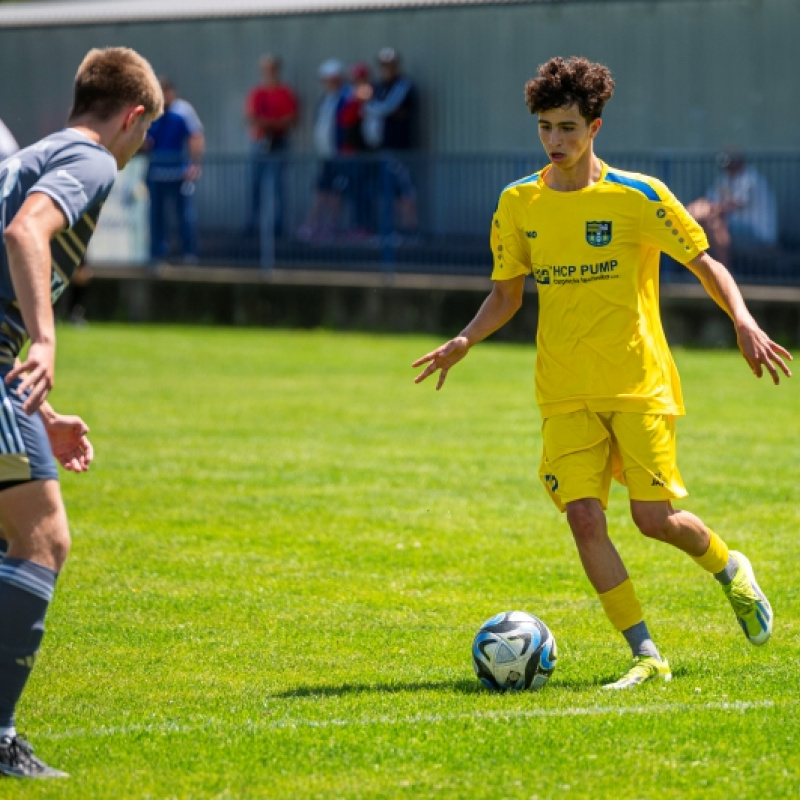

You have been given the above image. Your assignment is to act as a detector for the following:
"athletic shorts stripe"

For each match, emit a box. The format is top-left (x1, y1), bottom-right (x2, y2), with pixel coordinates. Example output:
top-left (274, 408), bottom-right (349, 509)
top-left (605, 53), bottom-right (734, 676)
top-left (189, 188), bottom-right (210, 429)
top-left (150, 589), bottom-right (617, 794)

top-left (0, 372), bottom-right (57, 485)
top-left (0, 382), bottom-right (25, 454)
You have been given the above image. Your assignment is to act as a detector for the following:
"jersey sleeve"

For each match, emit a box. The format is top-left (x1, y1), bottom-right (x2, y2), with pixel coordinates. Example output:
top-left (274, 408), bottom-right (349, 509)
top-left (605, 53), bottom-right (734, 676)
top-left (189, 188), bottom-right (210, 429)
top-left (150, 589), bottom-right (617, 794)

top-left (490, 191), bottom-right (530, 280)
top-left (640, 177), bottom-right (709, 264)
top-left (30, 145), bottom-right (117, 227)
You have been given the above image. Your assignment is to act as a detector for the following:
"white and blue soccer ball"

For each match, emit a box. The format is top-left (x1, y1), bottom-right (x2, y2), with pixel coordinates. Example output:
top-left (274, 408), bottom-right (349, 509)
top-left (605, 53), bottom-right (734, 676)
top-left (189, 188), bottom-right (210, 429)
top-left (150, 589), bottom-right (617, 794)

top-left (472, 610), bottom-right (557, 692)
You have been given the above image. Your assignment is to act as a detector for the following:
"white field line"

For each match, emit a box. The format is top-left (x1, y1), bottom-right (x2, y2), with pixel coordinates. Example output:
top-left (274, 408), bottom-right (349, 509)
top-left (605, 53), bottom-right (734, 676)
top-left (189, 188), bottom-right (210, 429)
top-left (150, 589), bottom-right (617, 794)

top-left (41, 699), bottom-right (783, 741)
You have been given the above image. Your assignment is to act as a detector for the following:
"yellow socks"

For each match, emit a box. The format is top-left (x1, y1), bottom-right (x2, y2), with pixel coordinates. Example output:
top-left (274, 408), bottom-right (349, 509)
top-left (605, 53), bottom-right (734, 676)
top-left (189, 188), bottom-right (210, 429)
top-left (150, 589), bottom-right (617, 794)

top-left (598, 578), bottom-right (643, 632)
top-left (692, 529), bottom-right (730, 574)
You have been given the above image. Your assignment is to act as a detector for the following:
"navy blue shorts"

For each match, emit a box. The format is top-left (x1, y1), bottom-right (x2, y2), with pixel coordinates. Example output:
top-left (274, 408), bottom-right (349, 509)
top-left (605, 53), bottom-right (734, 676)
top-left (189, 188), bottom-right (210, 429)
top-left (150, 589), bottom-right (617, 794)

top-left (0, 375), bottom-right (58, 488)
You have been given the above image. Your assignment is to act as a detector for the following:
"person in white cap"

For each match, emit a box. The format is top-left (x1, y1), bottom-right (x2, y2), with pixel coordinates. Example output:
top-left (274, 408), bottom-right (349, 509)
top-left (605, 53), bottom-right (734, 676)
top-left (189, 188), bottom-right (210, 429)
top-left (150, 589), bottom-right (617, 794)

top-left (297, 59), bottom-right (350, 241)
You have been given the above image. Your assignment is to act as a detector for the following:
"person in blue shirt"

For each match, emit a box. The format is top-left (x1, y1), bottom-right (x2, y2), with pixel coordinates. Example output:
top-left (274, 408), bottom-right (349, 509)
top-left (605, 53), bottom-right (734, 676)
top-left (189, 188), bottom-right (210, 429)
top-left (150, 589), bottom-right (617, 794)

top-left (144, 77), bottom-right (205, 264)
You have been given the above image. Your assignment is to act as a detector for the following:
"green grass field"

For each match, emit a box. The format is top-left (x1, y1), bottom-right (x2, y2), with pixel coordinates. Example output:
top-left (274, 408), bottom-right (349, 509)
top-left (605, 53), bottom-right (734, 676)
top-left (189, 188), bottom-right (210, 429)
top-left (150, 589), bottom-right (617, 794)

top-left (12, 324), bottom-right (800, 798)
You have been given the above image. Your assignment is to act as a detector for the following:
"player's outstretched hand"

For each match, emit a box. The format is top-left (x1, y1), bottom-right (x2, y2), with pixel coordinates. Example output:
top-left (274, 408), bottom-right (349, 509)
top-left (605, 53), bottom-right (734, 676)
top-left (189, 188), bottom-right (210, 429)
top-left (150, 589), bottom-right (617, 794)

top-left (736, 322), bottom-right (793, 385)
top-left (412, 336), bottom-right (471, 390)
top-left (43, 413), bottom-right (94, 473)
top-left (5, 342), bottom-right (55, 414)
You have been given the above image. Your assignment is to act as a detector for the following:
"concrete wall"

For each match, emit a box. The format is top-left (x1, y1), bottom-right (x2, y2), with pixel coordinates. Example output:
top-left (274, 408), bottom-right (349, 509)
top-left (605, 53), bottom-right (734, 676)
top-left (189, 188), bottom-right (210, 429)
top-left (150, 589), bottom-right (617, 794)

top-left (0, 0), bottom-right (798, 155)
top-left (60, 268), bottom-right (800, 347)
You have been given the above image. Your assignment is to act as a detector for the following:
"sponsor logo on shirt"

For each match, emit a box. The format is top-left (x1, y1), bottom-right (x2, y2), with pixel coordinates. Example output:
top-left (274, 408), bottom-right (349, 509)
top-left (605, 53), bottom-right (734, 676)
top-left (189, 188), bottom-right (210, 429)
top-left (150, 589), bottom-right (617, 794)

top-left (543, 260), bottom-right (620, 286)
top-left (586, 220), bottom-right (612, 247)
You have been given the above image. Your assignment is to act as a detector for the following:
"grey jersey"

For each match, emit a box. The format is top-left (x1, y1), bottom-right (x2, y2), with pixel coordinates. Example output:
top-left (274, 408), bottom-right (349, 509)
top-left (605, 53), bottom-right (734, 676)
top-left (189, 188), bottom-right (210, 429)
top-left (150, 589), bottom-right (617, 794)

top-left (0, 128), bottom-right (117, 363)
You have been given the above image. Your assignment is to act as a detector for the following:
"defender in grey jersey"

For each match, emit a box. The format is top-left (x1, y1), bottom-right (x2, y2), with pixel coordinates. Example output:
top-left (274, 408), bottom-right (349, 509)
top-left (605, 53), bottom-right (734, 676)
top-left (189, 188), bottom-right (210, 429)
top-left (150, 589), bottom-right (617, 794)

top-left (0, 130), bottom-right (117, 365)
top-left (0, 48), bottom-right (162, 779)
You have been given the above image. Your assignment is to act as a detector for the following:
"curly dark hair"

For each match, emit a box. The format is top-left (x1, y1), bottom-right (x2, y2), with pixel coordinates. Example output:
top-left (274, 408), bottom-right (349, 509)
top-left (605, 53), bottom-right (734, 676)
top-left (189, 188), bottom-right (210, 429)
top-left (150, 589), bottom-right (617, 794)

top-left (525, 56), bottom-right (615, 121)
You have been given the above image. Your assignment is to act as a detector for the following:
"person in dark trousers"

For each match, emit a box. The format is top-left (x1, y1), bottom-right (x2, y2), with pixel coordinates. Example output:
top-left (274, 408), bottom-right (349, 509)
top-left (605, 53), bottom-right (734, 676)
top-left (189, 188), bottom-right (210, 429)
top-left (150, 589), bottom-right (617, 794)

top-left (144, 77), bottom-right (204, 264)
top-left (362, 48), bottom-right (419, 239)
top-left (244, 55), bottom-right (299, 238)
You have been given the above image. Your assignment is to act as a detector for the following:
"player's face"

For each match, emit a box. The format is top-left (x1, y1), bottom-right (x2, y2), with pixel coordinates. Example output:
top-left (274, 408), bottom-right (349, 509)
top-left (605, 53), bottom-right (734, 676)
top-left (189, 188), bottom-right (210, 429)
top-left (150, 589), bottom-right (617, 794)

top-left (537, 105), bottom-right (601, 170)
top-left (115, 107), bottom-right (153, 169)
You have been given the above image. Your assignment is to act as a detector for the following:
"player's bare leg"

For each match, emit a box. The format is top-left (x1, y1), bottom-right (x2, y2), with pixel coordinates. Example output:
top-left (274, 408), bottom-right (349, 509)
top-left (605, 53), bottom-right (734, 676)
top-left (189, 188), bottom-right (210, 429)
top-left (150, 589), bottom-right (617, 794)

top-left (630, 499), bottom-right (772, 645)
top-left (565, 499), bottom-right (627, 592)
top-left (0, 481), bottom-right (70, 778)
top-left (629, 500), bottom-right (708, 556)
top-left (565, 498), bottom-right (670, 688)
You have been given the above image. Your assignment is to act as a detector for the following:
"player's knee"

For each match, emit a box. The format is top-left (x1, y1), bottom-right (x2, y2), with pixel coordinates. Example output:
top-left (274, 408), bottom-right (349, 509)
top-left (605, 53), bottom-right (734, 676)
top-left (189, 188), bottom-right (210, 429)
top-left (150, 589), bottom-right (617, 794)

top-left (48, 526), bottom-right (71, 570)
top-left (566, 499), bottom-right (605, 545)
top-left (631, 505), bottom-right (670, 541)
top-left (27, 517), bottom-right (71, 571)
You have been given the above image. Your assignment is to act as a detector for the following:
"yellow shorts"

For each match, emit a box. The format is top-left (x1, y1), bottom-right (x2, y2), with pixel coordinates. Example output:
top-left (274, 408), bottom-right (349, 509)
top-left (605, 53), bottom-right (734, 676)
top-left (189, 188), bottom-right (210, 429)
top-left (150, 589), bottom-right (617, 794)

top-left (538, 409), bottom-right (687, 512)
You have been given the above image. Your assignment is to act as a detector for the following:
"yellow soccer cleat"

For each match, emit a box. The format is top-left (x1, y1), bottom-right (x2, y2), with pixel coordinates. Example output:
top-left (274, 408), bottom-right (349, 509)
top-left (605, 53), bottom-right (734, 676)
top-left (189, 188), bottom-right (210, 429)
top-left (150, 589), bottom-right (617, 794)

top-left (723, 551), bottom-right (773, 646)
top-left (603, 655), bottom-right (672, 690)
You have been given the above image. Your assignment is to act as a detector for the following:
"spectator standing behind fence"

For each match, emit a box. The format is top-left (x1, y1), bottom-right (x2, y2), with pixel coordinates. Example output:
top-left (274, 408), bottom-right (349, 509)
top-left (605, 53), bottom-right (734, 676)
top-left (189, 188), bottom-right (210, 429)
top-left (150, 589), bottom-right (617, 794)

top-left (244, 55), bottom-right (299, 238)
top-left (339, 62), bottom-right (376, 238)
top-left (687, 150), bottom-right (778, 268)
top-left (0, 117), bottom-right (18, 161)
top-left (297, 59), bottom-right (350, 242)
top-left (144, 77), bottom-right (205, 265)
top-left (362, 47), bottom-right (419, 240)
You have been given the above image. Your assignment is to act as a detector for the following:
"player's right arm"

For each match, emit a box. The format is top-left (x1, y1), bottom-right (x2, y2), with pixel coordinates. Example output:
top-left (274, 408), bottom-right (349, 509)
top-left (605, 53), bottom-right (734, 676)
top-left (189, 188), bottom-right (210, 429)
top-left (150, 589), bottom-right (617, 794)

top-left (413, 189), bottom-right (531, 390)
top-left (412, 275), bottom-right (526, 390)
top-left (3, 193), bottom-right (68, 413)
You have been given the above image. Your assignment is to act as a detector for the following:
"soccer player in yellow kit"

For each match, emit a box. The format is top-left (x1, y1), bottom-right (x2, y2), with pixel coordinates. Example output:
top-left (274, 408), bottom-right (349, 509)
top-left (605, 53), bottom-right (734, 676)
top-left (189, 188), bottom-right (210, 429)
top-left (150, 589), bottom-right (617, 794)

top-left (413, 56), bottom-right (792, 689)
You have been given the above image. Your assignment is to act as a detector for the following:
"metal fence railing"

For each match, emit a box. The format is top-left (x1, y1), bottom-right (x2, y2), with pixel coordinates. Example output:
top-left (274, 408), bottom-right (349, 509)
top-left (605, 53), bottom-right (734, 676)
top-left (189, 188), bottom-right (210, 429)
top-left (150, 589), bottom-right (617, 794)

top-left (141, 151), bottom-right (800, 286)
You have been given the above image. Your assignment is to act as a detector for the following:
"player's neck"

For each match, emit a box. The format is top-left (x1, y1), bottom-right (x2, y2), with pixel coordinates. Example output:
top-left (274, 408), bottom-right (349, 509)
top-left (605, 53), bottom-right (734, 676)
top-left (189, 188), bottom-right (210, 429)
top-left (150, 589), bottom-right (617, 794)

top-left (545, 152), bottom-right (603, 192)
top-left (67, 123), bottom-right (102, 146)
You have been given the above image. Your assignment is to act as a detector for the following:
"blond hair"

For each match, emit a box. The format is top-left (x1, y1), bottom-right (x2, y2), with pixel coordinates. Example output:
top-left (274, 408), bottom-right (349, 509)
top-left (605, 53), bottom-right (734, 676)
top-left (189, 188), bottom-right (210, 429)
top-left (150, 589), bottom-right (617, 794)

top-left (69, 47), bottom-right (163, 122)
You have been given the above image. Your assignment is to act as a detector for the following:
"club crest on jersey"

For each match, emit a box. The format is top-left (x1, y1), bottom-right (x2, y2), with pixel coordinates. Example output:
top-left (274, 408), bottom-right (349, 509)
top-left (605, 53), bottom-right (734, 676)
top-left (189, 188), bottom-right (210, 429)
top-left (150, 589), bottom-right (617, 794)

top-left (586, 221), bottom-right (612, 247)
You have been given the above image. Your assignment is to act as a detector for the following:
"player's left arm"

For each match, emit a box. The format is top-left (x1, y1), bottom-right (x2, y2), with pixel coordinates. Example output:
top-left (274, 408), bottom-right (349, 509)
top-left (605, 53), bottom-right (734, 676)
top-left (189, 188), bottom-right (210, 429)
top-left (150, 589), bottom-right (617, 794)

top-left (3, 193), bottom-right (69, 413)
top-left (686, 251), bottom-right (793, 384)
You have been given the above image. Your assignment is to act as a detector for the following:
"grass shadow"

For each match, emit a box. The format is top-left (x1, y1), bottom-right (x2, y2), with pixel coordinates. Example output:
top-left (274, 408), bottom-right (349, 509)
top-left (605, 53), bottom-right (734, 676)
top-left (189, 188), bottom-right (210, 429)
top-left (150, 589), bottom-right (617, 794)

top-left (270, 679), bottom-right (480, 699)
top-left (271, 673), bottom-right (604, 698)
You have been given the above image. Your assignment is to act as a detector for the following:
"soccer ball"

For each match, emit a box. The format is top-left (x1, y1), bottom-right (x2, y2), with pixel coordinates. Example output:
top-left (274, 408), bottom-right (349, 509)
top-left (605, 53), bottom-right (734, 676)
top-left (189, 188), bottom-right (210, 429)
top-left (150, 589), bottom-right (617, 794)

top-left (472, 610), bottom-right (557, 692)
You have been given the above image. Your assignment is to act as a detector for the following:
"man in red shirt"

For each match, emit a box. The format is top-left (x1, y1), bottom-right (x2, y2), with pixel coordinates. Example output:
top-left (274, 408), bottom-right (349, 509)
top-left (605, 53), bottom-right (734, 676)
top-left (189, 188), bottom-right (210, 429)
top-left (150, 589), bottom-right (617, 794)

top-left (244, 54), bottom-right (299, 238)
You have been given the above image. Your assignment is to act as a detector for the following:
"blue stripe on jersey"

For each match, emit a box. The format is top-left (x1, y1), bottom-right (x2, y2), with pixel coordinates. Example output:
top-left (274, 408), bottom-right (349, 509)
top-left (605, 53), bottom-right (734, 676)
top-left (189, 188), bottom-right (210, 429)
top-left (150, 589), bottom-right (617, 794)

top-left (604, 170), bottom-right (661, 201)
top-left (495, 172), bottom-right (540, 211)
top-left (504, 172), bottom-right (540, 191)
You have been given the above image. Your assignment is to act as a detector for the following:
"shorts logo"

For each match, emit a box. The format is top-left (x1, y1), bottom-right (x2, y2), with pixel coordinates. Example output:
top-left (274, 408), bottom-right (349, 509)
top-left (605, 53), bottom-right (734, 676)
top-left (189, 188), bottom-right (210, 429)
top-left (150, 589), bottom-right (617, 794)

top-left (526, 230), bottom-right (538, 239)
top-left (543, 474), bottom-right (559, 492)
top-left (651, 471), bottom-right (666, 488)
top-left (586, 221), bottom-right (612, 247)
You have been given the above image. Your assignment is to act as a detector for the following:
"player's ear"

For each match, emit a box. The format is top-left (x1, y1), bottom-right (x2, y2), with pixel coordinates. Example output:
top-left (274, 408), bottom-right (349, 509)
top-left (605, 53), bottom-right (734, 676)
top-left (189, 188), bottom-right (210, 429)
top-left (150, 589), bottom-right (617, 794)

top-left (589, 118), bottom-right (602, 138)
top-left (123, 105), bottom-right (147, 131)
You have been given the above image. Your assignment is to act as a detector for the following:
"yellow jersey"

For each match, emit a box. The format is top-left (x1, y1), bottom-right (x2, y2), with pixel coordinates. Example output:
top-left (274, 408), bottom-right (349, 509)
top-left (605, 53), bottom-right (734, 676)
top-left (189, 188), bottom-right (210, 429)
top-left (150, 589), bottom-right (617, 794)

top-left (490, 161), bottom-right (709, 419)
